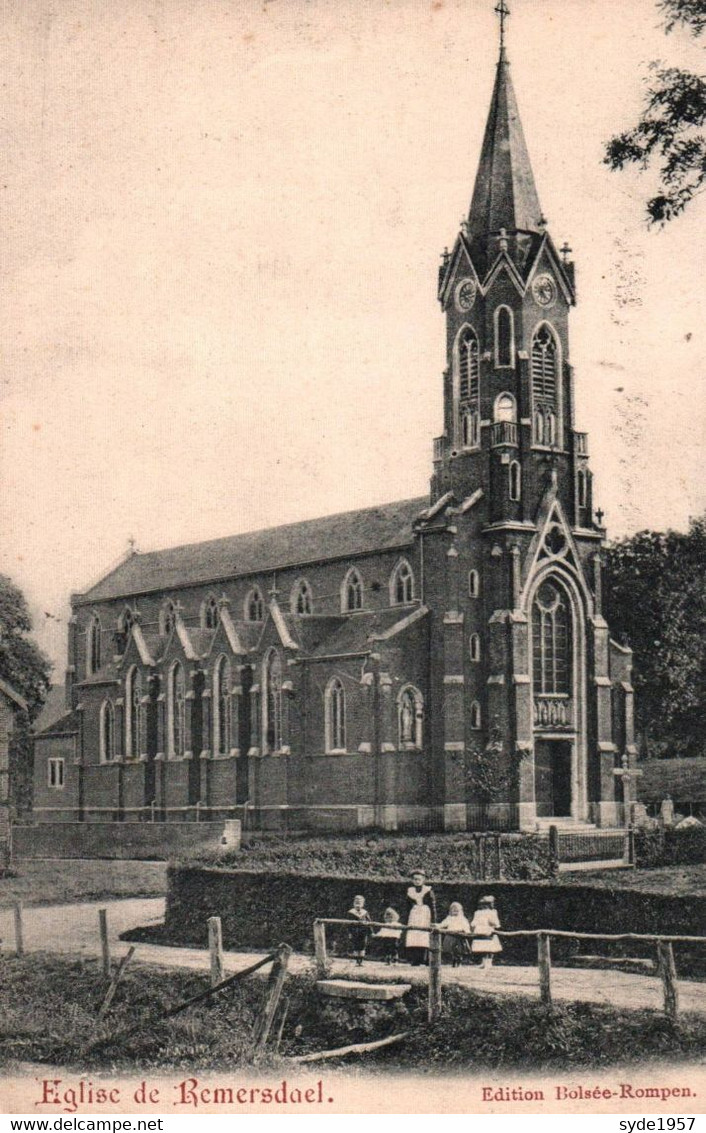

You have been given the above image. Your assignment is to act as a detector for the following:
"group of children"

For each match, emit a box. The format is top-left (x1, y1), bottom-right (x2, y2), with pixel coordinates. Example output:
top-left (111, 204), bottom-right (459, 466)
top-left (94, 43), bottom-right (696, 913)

top-left (346, 890), bottom-right (501, 970)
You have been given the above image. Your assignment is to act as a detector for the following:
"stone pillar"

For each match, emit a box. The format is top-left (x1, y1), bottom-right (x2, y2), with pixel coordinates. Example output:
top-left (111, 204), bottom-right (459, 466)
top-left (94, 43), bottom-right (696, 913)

top-left (248, 683), bottom-right (261, 756)
top-left (442, 543), bottom-right (467, 830)
top-left (184, 690), bottom-right (195, 760)
top-left (230, 683), bottom-right (241, 756)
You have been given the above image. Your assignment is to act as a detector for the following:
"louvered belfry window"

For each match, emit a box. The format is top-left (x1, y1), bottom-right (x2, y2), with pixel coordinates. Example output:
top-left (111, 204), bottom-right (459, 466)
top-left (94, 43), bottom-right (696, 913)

top-left (532, 326), bottom-right (557, 404)
top-left (458, 329), bottom-right (479, 402)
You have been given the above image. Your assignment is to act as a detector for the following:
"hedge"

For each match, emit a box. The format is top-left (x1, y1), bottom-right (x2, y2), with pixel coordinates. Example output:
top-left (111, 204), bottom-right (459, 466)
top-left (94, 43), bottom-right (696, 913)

top-left (635, 825), bottom-right (706, 868)
top-left (163, 866), bottom-right (706, 972)
top-left (188, 831), bottom-right (556, 881)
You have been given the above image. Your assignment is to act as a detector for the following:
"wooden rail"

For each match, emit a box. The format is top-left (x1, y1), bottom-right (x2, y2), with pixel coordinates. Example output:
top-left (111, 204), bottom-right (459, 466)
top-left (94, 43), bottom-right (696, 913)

top-left (313, 917), bottom-right (706, 1022)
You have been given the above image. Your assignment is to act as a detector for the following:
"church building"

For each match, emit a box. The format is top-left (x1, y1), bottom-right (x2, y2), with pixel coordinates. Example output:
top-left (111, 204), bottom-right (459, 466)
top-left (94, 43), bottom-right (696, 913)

top-left (33, 12), bottom-right (635, 834)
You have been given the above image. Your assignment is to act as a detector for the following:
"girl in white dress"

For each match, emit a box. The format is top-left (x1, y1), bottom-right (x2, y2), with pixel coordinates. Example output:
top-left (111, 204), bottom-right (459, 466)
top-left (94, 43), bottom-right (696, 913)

top-left (470, 895), bottom-right (502, 969)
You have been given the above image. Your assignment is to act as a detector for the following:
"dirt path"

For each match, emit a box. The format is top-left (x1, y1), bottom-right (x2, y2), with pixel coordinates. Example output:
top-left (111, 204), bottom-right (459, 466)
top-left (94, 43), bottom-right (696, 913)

top-left (2, 896), bottom-right (705, 1017)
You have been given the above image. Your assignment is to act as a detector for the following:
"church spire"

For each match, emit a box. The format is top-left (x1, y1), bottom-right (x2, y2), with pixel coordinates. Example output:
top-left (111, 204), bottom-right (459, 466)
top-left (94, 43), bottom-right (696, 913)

top-left (467, 2), bottom-right (544, 245)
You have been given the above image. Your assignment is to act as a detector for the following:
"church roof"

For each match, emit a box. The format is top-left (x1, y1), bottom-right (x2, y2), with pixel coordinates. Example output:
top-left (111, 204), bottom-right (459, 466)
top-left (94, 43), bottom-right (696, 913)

top-left (77, 496), bottom-right (428, 605)
top-left (467, 52), bottom-right (544, 245)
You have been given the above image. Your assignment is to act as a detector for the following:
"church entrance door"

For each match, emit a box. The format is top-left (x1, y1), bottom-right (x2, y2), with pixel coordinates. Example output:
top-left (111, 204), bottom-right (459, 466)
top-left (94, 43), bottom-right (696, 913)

top-left (535, 739), bottom-right (572, 817)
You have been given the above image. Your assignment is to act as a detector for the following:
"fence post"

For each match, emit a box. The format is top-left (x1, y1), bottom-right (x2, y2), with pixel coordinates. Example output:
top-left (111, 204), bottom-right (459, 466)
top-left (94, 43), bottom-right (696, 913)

top-left (428, 927), bottom-right (443, 1023)
top-left (252, 943), bottom-right (292, 1054)
top-left (538, 932), bottom-right (552, 1006)
top-left (479, 835), bottom-right (487, 880)
top-left (627, 824), bottom-right (636, 867)
top-left (313, 919), bottom-right (328, 978)
top-left (208, 916), bottom-right (225, 987)
top-left (98, 908), bottom-right (110, 977)
top-left (13, 900), bottom-right (24, 957)
top-left (657, 941), bottom-right (679, 1022)
top-left (494, 833), bottom-right (502, 879)
top-left (548, 825), bottom-right (559, 872)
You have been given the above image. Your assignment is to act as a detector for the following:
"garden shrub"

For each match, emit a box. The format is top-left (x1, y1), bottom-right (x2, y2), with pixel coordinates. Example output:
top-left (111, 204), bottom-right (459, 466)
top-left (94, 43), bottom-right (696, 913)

top-left (635, 825), bottom-right (706, 868)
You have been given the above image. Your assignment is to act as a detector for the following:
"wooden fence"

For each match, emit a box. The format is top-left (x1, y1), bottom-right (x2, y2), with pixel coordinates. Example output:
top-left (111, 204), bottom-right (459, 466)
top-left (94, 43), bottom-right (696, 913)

top-left (313, 916), bottom-right (706, 1023)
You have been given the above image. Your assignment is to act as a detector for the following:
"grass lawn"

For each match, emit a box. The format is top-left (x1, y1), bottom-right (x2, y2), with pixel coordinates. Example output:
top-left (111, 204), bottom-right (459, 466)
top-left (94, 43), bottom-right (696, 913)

top-left (0, 860), bottom-right (168, 908)
top-left (556, 864), bottom-right (706, 897)
top-left (1, 954), bottom-right (705, 1073)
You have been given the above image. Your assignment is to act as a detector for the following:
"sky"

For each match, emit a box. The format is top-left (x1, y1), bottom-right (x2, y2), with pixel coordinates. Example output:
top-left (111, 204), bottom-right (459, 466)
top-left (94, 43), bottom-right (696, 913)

top-left (1, 0), bottom-right (704, 675)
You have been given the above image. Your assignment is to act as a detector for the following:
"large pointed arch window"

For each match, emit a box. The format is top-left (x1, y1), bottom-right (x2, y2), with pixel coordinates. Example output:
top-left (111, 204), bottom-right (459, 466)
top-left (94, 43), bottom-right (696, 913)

top-left (326, 677), bottom-right (346, 753)
top-left (532, 580), bottom-right (572, 696)
top-left (532, 324), bottom-right (559, 444)
top-left (213, 655), bottom-right (231, 756)
top-left (264, 649), bottom-right (283, 753)
top-left (87, 614), bottom-right (102, 675)
top-left (125, 667), bottom-right (142, 759)
top-left (342, 568), bottom-right (364, 613)
top-left (390, 560), bottom-right (414, 606)
top-left (168, 662), bottom-right (186, 757)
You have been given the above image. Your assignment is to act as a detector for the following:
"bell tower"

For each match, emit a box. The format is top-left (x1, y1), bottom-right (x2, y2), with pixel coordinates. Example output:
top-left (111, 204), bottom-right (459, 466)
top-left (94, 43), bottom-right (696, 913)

top-left (431, 1), bottom-right (594, 534)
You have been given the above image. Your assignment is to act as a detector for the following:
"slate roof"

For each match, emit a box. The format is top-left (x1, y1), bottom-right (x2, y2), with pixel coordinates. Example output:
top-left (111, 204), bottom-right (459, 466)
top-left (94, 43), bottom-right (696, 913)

top-left (35, 708), bottom-right (80, 738)
top-left (33, 685), bottom-right (66, 732)
top-left (297, 607), bottom-right (424, 657)
top-left (77, 496), bottom-right (427, 605)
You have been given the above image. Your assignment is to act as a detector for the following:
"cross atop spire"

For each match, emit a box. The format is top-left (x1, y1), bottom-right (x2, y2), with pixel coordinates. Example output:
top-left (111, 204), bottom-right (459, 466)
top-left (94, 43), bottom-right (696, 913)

top-left (495, 0), bottom-right (510, 57)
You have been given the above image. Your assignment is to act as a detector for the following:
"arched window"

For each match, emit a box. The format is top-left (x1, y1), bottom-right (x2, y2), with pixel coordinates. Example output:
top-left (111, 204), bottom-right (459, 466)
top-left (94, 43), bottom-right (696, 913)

top-left (263, 650), bottom-right (283, 753)
top-left (532, 580), bottom-right (572, 696)
top-left (390, 560), bottom-right (414, 606)
top-left (125, 667), bottom-right (142, 759)
top-left (577, 469), bottom-right (587, 508)
top-left (168, 662), bottom-right (186, 757)
top-left (87, 615), bottom-right (102, 675)
top-left (100, 699), bottom-right (115, 763)
top-left (468, 569), bottom-right (480, 598)
top-left (291, 579), bottom-right (313, 616)
top-left (160, 600), bottom-right (176, 636)
top-left (509, 460), bottom-right (521, 501)
top-left (532, 324), bottom-right (559, 436)
top-left (213, 655), bottom-right (231, 756)
top-left (458, 327), bottom-right (480, 402)
top-left (342, 568), bottom-right (364, 613)
top-left (494, 392), bottom-right (517, 422)
top-left (495, 306), bottom-right (514, 368)
top-left (462, 408), bottom-right (480, 448)
top-left (398, 685), bottom-right (423, 748)
top-left (245, 587), bottom-right (265, 623)
top-left (469, 633), bottom-right (481, 662)
top-left (202, 595), bottom-right (220, 630)
top-left (326, 677), bottom-right (346, 753)
top-left (119, 607), bottom-right (135, 634)
top-left (470, 700), bottom-right (482, 730)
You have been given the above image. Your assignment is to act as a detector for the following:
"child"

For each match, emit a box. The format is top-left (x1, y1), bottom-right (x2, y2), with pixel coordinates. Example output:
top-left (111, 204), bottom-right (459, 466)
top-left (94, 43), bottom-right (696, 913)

top-left (438, 901), bottom-right (472, 967)
top-left (372, 907), bottom-right (403, 964)
top-left (470, 895), bottom-right (502, 969)
top-left (347, 894), bottom-right (372, 966)
top-left (404, 870), bottom-right (437, 966)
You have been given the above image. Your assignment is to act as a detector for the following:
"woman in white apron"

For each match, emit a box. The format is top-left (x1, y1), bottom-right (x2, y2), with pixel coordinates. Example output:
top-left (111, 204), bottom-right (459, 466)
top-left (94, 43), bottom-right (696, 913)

top-left (404, 870), bottom-right (437, 966)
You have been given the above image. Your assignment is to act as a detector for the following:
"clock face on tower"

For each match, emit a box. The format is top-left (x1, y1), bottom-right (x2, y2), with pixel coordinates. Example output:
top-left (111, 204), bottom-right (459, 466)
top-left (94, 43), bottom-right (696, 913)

top-left (454, 277), bottom-right (477, 313)
top-left (532, 273), bottom-right (557, 308)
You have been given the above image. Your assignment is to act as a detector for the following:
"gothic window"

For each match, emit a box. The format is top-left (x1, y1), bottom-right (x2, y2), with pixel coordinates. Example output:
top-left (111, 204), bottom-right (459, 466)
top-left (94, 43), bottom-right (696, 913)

top-left (398, 685), bottom-right (423, 748)
top-left (168, 662), bottom-right (186, 757)
top-left (100, 699), bottom-right (115, 763)
top-left (468, 569), bottom-right (480, 598)
top-left (469, 633), bottom-right (481, 662)
top-left (119, 607), bottom-right (135, 634)
top-left (458, 327), bottom-right (480, 402)
top-left (202, 595), bottom-right (220, 630)
top-left (213, 655), bottom-right (231, 756)
top-left (470, 700), bottom-right (482, 730)
top-left (494, 392), bottom-right (517, 422)
top-left (264, 649), bottom-right (283, 753)
top-left (326, 677), bottom-right (346, 752)
top-left (495, 306), bottom-right (514, 368)
top-left (125, 666), bottom-right (142, 759)
top-left (532, 580), bottom-right (572, 696)
top-left (509, 460), bottom-right (521, 501)
top-left (342, 568), bottom-right (364, 613)
top-left (245, 587), bottom-right (265, 623)
top-left (531, 324), bottom-right (559, 442)
top-left (390, 560), bottom-right (414, 606)
top-left (291, 579), bottom-right (313, 616)
top-left (577, 468), bottom-right (587, 508)
top-left (160, 600), bottom-right (176, 636)
top-left (462, 408), bottom-right (480, 448)
top-left (87, 614), bottom-right (102, 675)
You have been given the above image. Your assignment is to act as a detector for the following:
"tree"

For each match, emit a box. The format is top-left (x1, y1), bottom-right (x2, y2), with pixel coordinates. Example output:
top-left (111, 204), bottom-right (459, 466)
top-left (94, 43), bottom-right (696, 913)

top-left (604, 0), bottom-right (706, 224)
top-left (603, 515), bottom-right (706, 758)
top-left (0, 575), bottom-right (52, 816)
top-left (456, 719), bottom-right (526, 805)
